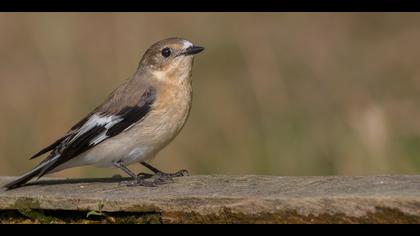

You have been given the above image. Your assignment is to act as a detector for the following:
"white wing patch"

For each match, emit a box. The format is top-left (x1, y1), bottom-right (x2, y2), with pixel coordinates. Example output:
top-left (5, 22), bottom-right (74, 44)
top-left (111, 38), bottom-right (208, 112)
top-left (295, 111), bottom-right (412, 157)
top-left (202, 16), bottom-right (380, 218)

top-left (70, 113), bottom-right (123, 145)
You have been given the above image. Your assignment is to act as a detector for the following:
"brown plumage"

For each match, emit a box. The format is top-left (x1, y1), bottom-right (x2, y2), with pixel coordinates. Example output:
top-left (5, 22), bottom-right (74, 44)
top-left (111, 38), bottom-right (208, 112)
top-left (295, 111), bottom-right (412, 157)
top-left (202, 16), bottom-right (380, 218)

top-left (4, 38), bottom-right (204, 190)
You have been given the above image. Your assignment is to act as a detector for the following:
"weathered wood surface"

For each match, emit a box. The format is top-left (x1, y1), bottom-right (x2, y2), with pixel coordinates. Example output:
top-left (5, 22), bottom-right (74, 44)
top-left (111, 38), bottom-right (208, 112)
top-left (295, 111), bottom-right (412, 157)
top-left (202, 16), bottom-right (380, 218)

top-left (1, 175), bottom-right (420, 223)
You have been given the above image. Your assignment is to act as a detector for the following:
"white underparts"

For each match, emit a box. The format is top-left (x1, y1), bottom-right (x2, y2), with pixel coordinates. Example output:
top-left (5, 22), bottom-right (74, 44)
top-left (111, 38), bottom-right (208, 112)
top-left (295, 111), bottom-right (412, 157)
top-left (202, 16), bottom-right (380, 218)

top-left (152, 70), bottom-right (167, 81)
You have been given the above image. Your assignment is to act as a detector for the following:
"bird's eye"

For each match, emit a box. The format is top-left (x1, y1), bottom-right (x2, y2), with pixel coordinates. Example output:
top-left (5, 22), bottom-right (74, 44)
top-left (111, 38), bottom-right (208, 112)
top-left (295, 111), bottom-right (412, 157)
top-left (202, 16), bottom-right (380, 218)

top-left (161, 48), bottom-right (171, 58)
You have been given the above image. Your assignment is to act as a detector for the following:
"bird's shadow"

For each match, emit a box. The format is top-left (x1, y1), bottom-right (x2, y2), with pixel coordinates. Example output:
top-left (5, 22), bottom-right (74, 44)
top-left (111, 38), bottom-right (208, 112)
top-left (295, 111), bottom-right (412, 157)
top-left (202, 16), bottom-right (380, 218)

top-left (25, 175), bottom-right (131, 187)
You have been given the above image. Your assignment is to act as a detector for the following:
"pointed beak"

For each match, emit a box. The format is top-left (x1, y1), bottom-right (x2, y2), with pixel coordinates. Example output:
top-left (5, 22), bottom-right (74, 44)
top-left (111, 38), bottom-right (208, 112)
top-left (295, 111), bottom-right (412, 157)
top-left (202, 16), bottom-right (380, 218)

top-left (181, 46), bottom-right (205, 56)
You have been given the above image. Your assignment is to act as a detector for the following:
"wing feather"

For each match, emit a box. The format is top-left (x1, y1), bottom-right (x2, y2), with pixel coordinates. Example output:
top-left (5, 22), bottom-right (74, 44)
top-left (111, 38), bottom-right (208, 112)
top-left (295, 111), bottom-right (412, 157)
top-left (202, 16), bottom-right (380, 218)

top-left (5, 75), bottom-right (157, 189)
top-left (35, 86), bottom-right (156, 178)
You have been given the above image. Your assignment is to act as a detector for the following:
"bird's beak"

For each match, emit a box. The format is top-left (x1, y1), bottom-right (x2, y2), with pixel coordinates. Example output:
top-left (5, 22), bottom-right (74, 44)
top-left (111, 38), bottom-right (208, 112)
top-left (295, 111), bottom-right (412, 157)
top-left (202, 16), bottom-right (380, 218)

top-left (180, 46), bottom-right (205, 56)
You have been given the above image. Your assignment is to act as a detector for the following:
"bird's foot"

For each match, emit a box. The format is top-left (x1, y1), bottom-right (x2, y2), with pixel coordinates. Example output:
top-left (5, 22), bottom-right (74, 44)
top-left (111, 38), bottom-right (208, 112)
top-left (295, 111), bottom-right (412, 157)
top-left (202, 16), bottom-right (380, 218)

top-left (139, 169), bottom-right (189, 178)
top-left (119, 177), bottom-right (158, 187)
top-left (152, 169), bottom-right (190, 185)
top-left (166, 169), bottom-right (189, 178)
top-left (134, 169), bottom-right (189, 186)
top-left (138, 169), bottom-right (189, 179)
top-left (136, 172), bottom-right (154, 180)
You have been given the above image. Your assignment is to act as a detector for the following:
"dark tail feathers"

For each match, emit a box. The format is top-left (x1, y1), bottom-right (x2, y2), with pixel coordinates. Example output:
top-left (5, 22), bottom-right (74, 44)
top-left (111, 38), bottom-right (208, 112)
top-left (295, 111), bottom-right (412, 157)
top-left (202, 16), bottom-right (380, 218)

top-left (3, 165), bottom-right (44, 190)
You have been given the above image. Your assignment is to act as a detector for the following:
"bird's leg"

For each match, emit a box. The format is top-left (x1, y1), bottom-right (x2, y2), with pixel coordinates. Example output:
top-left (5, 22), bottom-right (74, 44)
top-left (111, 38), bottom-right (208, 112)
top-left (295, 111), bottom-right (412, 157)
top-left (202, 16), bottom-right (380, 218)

top-left (112, 161), bottom-right (157, 187)
top-left (137, 161), bottom-right (189, 185)
top-left (140, 161), bottom-right (189, 177)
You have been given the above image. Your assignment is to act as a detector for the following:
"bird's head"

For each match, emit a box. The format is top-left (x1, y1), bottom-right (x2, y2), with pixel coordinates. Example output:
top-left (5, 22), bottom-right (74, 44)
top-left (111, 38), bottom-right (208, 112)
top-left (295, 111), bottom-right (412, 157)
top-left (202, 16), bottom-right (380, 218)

top-left (138, 38), bottom-right (204, 80)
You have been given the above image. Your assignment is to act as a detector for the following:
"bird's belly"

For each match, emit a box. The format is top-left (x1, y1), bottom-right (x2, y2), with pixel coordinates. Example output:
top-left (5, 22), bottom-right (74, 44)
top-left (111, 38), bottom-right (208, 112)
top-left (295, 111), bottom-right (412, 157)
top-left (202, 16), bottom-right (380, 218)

top-left (82, 134), bottom-right (155, 168)
top-left (55, 83), bottom-right (192, 171)
top-left (60, 99), bottom-right (191, 169)
top-left (58, 139), bottom-right (153, 170)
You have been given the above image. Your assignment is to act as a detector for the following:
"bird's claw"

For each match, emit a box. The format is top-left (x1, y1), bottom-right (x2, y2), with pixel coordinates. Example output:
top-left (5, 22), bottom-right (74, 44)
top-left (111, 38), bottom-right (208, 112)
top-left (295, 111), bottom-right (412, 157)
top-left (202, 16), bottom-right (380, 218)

top-left (171, 169), bottom-right (189, 177)
top-left (136, 172), bottom-right (154, 179)
top-left (119, 178), bottom-right (158, 187)
top-left (121, 169), bottom-right (189, 187)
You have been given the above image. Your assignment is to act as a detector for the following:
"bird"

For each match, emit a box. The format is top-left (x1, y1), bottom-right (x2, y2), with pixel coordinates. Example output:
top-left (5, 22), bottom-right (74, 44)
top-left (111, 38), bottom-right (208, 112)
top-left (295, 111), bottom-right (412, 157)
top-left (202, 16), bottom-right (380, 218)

top-left (4, 38), bottom-right (204, 190)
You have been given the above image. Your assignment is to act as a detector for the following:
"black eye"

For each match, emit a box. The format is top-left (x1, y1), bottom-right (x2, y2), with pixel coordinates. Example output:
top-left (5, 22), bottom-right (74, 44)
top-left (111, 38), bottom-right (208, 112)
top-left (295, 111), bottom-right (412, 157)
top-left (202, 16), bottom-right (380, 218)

top-left (161, 48), bottom-right (171, 58)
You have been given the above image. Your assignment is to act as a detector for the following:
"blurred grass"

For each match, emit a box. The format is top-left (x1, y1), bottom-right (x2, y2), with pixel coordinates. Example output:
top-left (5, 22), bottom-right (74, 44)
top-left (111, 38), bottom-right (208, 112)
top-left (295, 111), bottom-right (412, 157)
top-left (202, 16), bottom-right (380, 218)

top-left (1, 13), bottom-right (420, 178)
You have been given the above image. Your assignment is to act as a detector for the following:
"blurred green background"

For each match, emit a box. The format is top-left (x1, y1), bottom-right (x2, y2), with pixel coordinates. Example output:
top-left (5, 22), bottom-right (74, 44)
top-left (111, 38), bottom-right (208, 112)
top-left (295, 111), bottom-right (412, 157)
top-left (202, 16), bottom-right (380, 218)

top-left (1, 13), bottom-right (420, 178)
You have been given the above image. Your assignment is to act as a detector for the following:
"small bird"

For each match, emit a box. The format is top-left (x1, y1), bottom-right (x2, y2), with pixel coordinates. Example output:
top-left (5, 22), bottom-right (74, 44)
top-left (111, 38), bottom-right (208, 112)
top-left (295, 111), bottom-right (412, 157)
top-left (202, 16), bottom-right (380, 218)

top-left (4, 38), bottom-right (204, 190)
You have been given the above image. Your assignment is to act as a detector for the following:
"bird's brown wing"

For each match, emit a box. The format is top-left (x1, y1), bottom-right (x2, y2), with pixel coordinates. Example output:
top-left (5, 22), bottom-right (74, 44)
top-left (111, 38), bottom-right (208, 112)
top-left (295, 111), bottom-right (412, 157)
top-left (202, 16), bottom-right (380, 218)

top-left (5, 78), bottom-right (156, 189)
top-left (29, 77), bottom-right (149, 159)
top-left (37, 85), bottom-right (156, 178)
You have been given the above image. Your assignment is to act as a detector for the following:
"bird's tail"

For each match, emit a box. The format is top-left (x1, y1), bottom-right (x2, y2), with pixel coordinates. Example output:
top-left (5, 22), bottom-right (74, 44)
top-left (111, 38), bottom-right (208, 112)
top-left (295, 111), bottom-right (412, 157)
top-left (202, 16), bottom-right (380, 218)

top-left (3, 163), bottom-right (46, 190)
